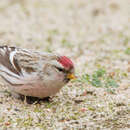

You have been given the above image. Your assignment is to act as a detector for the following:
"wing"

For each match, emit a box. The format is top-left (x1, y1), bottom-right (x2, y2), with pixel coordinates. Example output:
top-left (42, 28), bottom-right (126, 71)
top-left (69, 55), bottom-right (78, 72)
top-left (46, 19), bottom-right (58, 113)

top-left (0, 45), bottom-right (59, 86)
top-left (0, 46), bottom-right (39, 86)
top-left (0, 46), bottom-right (21, 75)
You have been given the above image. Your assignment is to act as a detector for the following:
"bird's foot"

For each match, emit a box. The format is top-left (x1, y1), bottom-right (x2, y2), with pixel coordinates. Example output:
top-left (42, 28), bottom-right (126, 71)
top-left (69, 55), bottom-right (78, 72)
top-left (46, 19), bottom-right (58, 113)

top-left (10, 91), bottom-right (52, 104)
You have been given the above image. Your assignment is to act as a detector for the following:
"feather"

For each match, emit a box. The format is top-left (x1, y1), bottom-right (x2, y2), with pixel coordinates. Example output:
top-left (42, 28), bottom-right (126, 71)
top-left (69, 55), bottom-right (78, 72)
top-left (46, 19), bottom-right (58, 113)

top-left (0, 46), bottom-right (59, 85)
top-left (0, 46), bottom-right (37, 85)
top-left (0, 46), bottom-right (21, 75)
top-left (58, 56), bottom-right (74, 70)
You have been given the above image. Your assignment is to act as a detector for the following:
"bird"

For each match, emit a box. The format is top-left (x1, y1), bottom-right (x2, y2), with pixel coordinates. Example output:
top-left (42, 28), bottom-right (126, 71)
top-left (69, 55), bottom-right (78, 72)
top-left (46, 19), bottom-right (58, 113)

top-left (0, 45), bottom-right (75, 100)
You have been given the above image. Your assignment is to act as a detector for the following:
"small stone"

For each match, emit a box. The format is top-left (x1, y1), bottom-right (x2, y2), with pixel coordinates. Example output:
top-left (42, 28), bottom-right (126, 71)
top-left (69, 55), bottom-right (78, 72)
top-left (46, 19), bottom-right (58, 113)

top-left (14, 108), bottom-right (20, 112)
top-left (5, 122), bottom-right (10, 126)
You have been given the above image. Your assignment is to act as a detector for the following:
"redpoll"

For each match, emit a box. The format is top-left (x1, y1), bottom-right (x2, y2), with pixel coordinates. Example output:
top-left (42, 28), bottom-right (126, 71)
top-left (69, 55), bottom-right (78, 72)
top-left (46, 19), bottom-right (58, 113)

top-left (0, 46), bottom-right (75, 99)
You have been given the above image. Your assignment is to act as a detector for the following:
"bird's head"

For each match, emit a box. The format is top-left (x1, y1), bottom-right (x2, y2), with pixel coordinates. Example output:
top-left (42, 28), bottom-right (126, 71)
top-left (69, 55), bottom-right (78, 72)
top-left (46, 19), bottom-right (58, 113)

top-left (43, 55), bottom-right (75, 84)
top-left (57, 56), bottom-right (75, 82)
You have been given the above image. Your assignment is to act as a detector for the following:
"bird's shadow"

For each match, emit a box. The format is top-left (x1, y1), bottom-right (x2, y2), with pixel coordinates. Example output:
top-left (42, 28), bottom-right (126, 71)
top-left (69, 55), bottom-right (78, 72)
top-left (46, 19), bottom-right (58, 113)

top-left (20, 95), bottom-right (52, 104)
top-left (2, 90), bottom-right (52, 104)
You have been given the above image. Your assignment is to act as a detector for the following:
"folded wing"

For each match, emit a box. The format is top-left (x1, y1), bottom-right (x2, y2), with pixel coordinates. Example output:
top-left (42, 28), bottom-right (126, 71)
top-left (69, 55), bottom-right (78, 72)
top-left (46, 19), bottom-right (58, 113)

top-left (0, 46), bottom-right (38, 86)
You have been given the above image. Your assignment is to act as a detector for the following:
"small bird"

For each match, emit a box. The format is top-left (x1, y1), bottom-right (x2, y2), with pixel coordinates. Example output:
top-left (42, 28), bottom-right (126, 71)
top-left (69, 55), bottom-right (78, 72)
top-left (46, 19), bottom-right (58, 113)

top-left (0, 45), bottom-right (75, 100)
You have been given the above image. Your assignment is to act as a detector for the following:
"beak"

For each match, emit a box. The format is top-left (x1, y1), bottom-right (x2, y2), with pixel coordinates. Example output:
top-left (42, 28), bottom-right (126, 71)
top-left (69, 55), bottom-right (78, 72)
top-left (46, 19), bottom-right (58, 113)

top-left (67, 73), bottom-right (76, 80)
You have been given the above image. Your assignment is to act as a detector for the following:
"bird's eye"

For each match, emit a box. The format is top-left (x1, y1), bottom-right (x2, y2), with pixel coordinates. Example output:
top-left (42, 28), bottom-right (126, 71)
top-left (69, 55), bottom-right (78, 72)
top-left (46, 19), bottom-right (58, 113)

top-left (56, 67), bottom-right (64, 72)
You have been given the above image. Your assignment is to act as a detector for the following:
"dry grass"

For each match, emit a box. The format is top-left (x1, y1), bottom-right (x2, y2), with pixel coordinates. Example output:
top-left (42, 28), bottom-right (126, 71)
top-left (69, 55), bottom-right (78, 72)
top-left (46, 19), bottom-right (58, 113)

top-left (0, 0), bottom-right (130, 129)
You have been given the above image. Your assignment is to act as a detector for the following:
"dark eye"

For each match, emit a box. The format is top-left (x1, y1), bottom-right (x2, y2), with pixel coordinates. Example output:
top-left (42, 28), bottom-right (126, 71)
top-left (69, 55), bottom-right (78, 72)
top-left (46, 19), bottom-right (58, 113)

top-left (56, 67), bottom-right (64, 72)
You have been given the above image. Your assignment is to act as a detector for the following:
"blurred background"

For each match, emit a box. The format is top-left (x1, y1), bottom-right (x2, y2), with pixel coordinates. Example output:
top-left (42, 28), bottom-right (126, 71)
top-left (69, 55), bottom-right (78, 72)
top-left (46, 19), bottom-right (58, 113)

top-left (0, 0), bottom-right (129, 74)
top-left (0, 0), bottom-right (129, 129)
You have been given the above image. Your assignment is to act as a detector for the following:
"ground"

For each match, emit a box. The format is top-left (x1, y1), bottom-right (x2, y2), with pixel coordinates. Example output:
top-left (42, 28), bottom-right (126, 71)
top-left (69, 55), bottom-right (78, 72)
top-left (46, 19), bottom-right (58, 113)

top-left (0, 0), bottom-right (130, 129)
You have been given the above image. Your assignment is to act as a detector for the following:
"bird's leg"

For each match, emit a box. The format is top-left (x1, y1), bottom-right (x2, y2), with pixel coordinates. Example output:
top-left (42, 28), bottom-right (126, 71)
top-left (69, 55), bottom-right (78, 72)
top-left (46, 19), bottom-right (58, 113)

top-left (10, 91), bottom-right (52, 104)
top-left (25, 96), bottom-right (41, 104)
top-left (10, 91), bottom-right (28, 103)
top-left (25, 96), bottom-right (52, 104)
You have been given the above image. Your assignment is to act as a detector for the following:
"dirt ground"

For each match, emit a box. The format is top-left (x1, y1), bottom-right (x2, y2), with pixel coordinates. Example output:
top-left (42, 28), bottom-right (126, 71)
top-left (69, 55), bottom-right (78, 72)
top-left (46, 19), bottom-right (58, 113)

top-left (0, 0), bottom-right (130, 129)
